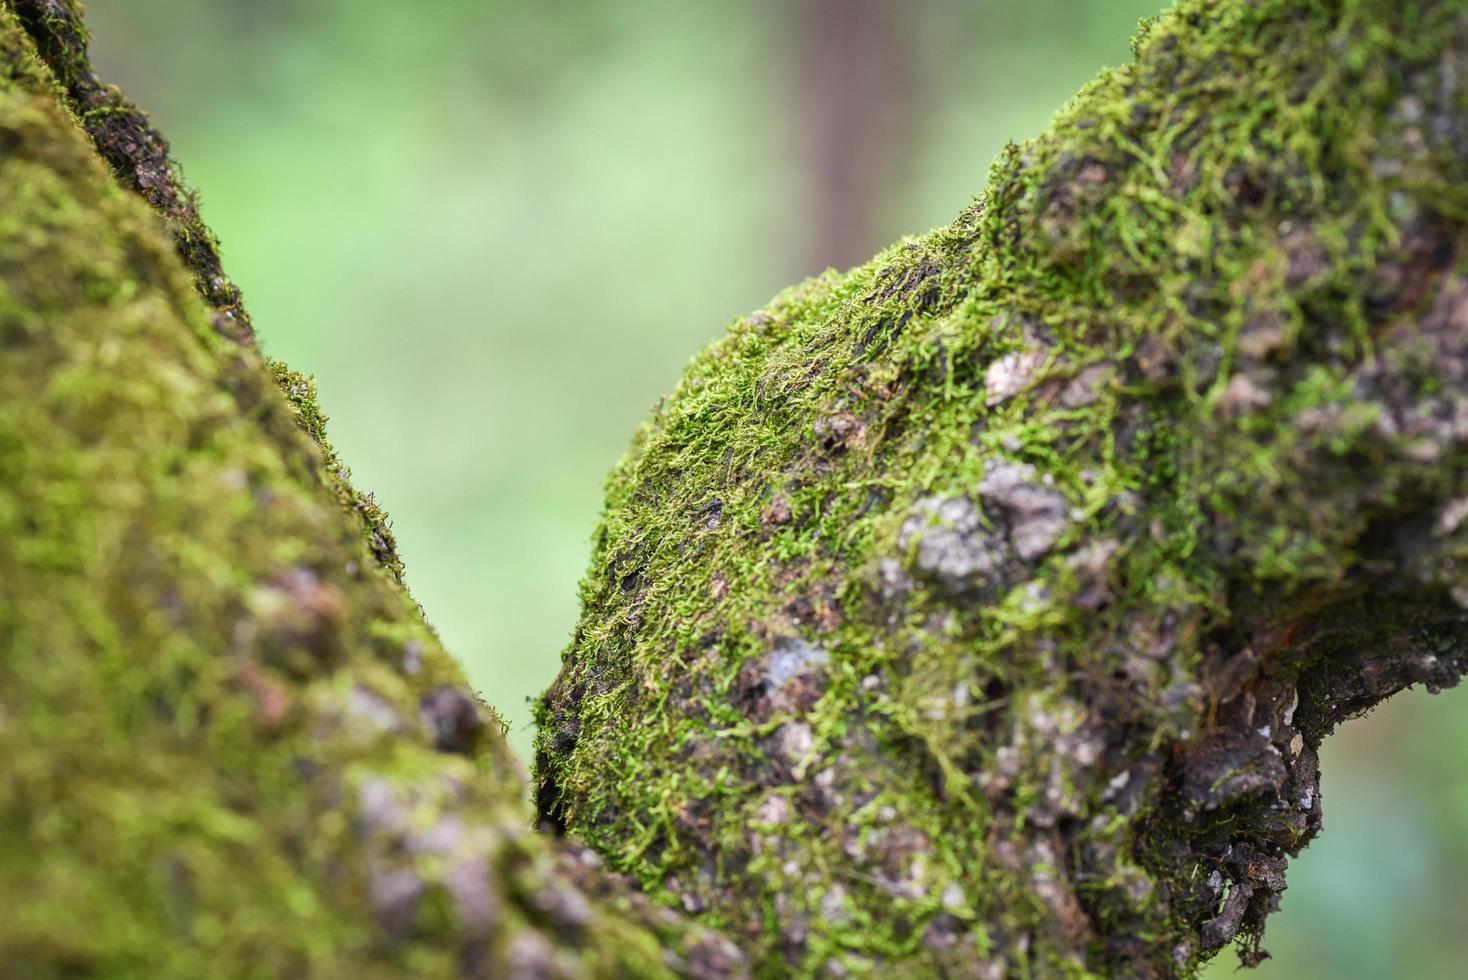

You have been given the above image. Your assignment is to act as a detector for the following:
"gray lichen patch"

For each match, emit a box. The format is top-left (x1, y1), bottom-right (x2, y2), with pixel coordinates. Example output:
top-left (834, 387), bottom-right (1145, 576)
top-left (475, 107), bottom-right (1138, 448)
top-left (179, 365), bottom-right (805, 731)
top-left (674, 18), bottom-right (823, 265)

top-left (901, 495), bottom-right (1006, 591)
top-left (900, 460), bottom-right (1071, 595)
top-left (766, 637), bottom-right (830, 690)
top-left (985, 348), bottom-right (1049, 406)
top-left (976, 460), bottom-right (1071, 562)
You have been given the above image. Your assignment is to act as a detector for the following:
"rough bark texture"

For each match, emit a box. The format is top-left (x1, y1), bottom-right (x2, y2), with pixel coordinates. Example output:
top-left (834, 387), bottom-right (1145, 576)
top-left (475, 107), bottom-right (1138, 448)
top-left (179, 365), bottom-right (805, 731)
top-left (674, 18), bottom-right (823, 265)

top-left (0, 4), bottom-right (744, 977)
top-left (536, 0), bottom-right (1468, 976)
top-left (6, 0), bottom-right (1468, 978)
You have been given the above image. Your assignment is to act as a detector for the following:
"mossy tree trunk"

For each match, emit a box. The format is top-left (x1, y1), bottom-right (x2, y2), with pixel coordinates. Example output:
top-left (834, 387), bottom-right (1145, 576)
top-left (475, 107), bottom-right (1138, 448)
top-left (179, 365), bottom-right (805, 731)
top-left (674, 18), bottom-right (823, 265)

top-left (3, 1), bottom-right (1467, 978)
top-left (0, 3), bottom-right (741, 977)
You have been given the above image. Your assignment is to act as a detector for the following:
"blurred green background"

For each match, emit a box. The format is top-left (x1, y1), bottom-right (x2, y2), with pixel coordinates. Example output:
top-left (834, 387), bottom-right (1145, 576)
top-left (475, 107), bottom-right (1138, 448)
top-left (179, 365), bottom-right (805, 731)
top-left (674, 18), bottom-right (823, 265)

top-left (84, 1), bottom-right (1467, 975)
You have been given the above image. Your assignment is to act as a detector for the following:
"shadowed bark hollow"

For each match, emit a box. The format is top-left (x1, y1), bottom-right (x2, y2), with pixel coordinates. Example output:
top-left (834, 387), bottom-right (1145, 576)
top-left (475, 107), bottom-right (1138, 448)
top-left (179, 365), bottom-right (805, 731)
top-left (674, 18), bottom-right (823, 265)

top-left (3, 0), bottom-right (1467, 978)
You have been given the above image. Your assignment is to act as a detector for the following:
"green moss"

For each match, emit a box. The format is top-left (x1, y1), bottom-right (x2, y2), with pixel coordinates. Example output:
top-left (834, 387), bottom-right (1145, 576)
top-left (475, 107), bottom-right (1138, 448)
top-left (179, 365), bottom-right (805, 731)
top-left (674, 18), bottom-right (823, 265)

top-left (538, 0), bottom-right (1468, 975)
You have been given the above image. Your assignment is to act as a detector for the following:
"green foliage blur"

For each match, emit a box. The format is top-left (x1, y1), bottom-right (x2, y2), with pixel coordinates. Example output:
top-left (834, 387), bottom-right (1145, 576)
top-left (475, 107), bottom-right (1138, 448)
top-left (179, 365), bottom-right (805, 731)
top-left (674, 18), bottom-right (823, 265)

top-left (86, 1), bottom-right (1468, 975)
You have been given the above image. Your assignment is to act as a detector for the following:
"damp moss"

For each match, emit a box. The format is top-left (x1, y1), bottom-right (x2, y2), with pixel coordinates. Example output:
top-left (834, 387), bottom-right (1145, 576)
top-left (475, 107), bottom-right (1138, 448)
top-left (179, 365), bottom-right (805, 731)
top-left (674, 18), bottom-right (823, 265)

top-left (537, 0), bottom-right (1468, 975)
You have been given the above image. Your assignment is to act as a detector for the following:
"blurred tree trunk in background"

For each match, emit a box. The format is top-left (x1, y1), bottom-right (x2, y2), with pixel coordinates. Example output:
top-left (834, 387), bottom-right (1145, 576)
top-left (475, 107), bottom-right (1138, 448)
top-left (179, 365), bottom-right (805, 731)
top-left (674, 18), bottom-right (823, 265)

top-left (6, 1), bottom-right (1468, 978)
top-left (794, 0), bottom-right (911, 273)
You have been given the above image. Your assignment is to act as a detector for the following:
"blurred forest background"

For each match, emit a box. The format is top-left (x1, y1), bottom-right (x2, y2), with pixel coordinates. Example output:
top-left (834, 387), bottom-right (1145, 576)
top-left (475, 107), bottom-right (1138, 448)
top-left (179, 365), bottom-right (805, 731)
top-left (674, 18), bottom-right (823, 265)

top-left (84, 1), bottom-right (1467, 976)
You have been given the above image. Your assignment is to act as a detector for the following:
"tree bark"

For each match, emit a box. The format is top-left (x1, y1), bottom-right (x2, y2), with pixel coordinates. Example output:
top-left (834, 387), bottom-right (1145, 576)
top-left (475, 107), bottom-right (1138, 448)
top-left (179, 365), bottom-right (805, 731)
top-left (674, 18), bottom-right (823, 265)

top-left (3, 1), bottom-right (1467, 978)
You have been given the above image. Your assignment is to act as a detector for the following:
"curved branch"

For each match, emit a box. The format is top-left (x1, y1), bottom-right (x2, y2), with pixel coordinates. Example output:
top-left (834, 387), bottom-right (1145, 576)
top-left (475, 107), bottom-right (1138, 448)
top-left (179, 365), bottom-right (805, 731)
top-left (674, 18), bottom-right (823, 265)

top-left (536, 0), bottom-right (1468, 975)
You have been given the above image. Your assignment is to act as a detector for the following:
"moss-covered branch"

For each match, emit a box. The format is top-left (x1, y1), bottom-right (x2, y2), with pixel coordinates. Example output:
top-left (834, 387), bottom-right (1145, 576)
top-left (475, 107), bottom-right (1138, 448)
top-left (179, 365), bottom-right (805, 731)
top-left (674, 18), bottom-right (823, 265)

top-left (536, 0), bottom-right (1468, 975)
top-left (0, 5), bottom-right (742, 977)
